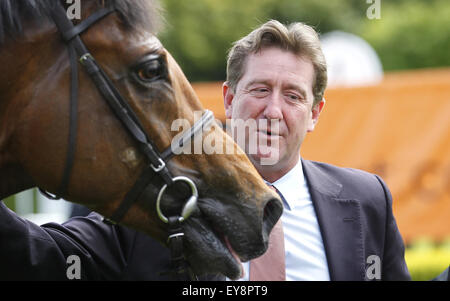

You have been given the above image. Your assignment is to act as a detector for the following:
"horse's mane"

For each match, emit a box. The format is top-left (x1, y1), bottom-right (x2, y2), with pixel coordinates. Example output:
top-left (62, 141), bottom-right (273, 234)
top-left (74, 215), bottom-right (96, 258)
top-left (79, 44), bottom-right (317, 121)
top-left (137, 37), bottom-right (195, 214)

top-left (0, 0), bottom-right (163, 45)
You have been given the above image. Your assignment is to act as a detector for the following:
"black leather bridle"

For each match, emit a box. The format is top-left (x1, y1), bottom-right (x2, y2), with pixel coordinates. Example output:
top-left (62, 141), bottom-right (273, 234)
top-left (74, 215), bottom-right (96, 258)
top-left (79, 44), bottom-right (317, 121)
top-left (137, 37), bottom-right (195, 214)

top-left (40, 2), bottom-right (214, 280)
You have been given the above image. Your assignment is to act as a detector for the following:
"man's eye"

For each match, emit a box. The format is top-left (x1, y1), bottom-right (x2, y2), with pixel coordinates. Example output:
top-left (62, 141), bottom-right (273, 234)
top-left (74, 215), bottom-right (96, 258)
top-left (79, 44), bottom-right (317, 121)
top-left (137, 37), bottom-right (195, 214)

top-left (251, 88), bottom-right (270, 96)
top-left (286, 93), bottom-right (303, 102)
top-left (136, 59), bottom-right (165, 82)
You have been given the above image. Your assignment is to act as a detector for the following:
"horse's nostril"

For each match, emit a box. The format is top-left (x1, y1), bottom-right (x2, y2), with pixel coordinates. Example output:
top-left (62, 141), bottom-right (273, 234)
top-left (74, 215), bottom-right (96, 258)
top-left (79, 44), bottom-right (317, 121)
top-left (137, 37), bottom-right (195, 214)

top-left (262, 197), bottom-right (283, 239)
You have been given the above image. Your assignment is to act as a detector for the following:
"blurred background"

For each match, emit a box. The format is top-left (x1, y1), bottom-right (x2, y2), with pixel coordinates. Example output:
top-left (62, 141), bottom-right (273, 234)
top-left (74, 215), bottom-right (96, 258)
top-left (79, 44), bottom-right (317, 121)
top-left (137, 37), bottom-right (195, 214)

top-left (3, 0), bottom-right (449, 280)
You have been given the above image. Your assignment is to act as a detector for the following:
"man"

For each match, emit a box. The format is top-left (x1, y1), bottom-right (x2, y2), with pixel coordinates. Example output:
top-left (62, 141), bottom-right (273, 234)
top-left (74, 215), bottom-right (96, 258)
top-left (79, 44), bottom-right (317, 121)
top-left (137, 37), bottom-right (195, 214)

top-left (221, 20), bottom-right (410, 280)
top-left (0, 20), bottom-right (410, 281)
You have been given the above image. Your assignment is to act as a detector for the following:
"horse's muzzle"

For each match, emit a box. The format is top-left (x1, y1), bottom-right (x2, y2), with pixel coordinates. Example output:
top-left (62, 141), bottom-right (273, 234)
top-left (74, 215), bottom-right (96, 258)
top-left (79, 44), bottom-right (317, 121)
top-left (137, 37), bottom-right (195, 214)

top-left (262, 196), bottom-right (284, 248)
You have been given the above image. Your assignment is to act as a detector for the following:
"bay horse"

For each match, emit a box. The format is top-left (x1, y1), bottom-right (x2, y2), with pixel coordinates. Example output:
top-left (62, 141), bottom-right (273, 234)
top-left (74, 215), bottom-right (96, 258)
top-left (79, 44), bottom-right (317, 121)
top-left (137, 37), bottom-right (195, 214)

top-left (0, 0), bottom-right (282, 279)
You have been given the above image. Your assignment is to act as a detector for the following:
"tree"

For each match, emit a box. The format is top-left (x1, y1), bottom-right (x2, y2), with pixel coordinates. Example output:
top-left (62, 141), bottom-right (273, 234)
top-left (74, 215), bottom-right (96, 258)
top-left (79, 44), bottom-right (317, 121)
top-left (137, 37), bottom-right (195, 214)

top-left (158, 0), bottom-right (450, 81)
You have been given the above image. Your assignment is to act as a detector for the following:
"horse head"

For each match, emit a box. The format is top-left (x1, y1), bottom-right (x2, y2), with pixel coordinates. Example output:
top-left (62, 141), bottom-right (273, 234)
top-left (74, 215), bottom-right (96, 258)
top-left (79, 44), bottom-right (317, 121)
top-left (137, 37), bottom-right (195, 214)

top-left (0, 0), bottom-right (282, 279)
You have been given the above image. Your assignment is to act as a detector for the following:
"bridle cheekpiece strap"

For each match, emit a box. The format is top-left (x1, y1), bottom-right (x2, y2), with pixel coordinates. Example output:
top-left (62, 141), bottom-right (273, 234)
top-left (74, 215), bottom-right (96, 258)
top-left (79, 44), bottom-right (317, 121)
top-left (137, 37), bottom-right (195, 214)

top-left (45, 2), bottom-right (215, 281)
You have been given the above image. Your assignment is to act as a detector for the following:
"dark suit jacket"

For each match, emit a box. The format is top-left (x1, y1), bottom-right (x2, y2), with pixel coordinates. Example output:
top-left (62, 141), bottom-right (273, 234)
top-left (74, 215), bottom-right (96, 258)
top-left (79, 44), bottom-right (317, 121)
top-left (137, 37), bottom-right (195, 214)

top-left (0, 159), bottom-right (410, 280)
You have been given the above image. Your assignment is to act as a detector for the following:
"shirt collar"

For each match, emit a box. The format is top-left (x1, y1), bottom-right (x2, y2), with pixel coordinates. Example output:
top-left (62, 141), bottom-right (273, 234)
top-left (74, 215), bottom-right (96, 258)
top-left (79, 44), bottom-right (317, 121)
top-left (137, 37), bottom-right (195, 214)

top-left (265, 158), bottom-right (304, 210)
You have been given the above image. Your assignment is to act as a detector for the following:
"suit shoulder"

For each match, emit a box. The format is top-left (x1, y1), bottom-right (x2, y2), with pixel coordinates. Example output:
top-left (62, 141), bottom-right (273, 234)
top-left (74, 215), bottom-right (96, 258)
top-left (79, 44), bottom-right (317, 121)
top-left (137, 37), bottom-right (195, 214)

top-left (303, 159), bottom-right (388, 201)
top-left (305, 160), bottom-right (378, 181)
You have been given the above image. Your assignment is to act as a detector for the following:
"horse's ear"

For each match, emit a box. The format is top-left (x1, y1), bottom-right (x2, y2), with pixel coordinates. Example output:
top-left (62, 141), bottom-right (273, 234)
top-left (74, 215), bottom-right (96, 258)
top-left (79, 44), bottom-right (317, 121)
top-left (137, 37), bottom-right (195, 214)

top-left (223, 82), bottom-right (234, 119)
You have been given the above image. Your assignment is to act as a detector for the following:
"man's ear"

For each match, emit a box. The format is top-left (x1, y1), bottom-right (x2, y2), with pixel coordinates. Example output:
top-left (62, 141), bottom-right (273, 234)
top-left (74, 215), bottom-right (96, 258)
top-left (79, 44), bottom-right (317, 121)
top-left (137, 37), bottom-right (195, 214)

top-left (307, 98), bottom-right (325, 132)
top-left (223, 82), bottom-right (234, 119)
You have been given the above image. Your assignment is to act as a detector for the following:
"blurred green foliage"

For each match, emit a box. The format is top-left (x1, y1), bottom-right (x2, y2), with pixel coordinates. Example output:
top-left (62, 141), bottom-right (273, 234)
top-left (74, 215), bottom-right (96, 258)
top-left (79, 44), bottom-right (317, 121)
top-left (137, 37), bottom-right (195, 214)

top-left (405, 238), bottom-right (450, 281)
top-left (158, 0), bottom-right (450, 81)
top-left (3, 195), bottom-right (15, 212)
top-left (361, 0), bottom-right (450, 71)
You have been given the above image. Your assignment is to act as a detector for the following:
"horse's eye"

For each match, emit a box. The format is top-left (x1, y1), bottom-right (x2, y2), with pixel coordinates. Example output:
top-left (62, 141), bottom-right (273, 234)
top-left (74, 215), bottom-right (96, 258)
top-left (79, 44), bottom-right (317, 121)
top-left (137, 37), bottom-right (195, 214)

top-left (136, 59), bottom-right (164, 82)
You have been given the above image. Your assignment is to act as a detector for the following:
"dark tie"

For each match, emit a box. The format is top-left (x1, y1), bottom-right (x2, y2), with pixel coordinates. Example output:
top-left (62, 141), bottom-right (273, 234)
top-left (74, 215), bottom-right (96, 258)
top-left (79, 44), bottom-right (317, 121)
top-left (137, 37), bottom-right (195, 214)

top-left (249, 185), bottom-right (286, 281)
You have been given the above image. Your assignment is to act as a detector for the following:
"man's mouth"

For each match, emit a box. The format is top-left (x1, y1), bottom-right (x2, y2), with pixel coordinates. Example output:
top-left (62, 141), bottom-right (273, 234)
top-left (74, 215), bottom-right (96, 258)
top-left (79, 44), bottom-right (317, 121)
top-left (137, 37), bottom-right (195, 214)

top-left (258, 129), bottom-right (280, 137)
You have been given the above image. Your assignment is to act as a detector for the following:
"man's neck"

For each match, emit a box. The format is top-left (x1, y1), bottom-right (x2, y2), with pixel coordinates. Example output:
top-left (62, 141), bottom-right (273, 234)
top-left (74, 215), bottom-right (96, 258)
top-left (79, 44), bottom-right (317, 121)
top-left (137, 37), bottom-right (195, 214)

top-left (253, 156), bottom-right (301, 183)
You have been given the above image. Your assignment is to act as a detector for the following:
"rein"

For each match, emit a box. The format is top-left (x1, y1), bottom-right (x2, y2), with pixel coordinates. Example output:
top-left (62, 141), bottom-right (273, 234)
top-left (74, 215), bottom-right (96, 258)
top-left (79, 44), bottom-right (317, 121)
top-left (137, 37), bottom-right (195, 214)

top-left (41, 2), bottom-right (214, 280)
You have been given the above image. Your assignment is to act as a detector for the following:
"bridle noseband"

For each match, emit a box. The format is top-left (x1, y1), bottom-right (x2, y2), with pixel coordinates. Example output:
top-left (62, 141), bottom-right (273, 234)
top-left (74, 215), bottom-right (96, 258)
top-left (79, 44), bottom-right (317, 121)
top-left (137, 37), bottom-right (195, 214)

top-left (41, 2), bottom-right (214, 280)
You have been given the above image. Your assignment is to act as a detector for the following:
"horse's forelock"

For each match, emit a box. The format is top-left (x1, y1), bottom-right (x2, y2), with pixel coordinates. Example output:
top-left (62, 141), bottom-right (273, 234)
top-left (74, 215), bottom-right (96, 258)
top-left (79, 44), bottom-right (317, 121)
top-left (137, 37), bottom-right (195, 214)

top-left (0, 0), bottom-right (52, 44)
top-left (0, 0), bottom-right (163, 45)
top-left (110, 0), bottom-right (163, 34)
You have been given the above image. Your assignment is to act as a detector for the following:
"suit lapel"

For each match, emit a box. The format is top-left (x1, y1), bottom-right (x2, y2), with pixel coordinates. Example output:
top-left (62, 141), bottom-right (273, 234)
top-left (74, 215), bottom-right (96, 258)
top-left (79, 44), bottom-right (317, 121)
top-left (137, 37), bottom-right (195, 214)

top-left (302, 159), bottom-right (365, 281)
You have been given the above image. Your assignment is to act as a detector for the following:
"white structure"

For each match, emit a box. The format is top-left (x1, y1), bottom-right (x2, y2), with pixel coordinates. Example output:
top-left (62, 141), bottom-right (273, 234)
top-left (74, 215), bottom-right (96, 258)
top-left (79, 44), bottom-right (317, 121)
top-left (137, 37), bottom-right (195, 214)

top-left (320, 31), bottom-right (383, 88)
top-left (15, 189), bottom-right (72, 225)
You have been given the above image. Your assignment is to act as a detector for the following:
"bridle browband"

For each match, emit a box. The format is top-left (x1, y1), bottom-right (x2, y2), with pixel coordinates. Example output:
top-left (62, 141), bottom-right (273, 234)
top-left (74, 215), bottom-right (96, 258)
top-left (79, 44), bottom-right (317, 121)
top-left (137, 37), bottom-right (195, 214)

top-left (41, 2), bottom-right (214, 280)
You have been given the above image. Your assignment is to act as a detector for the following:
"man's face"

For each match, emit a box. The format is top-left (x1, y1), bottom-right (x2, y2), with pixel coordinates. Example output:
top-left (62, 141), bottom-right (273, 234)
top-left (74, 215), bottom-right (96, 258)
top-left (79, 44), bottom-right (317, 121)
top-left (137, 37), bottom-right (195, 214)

top-left (224, 47), bottom-right (324, 179)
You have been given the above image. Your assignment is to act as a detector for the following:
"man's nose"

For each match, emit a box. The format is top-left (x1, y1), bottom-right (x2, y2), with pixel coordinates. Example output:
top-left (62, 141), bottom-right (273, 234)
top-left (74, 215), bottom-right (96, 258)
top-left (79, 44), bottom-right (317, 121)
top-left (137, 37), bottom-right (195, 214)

top-left (263, 92), bottom-right (283, 120)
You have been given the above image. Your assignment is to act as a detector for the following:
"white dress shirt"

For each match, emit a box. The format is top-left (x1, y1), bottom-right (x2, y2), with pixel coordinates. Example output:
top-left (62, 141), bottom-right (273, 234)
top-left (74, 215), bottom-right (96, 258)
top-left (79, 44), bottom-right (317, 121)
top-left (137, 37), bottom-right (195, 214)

top-left (231, 158), bottom-right (330, 281)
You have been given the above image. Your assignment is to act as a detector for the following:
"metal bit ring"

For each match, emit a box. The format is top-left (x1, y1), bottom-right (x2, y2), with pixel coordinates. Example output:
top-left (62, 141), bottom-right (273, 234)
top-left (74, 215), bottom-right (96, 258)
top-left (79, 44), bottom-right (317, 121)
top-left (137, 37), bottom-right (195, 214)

top-left (156, 176), bottom-right (198, 224)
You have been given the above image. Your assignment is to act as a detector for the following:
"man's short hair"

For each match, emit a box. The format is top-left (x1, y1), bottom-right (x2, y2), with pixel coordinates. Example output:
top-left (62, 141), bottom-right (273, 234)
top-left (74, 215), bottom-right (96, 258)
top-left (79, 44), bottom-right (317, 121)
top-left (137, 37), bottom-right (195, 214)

top-left (226, 20), bottom-right (327, 105)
